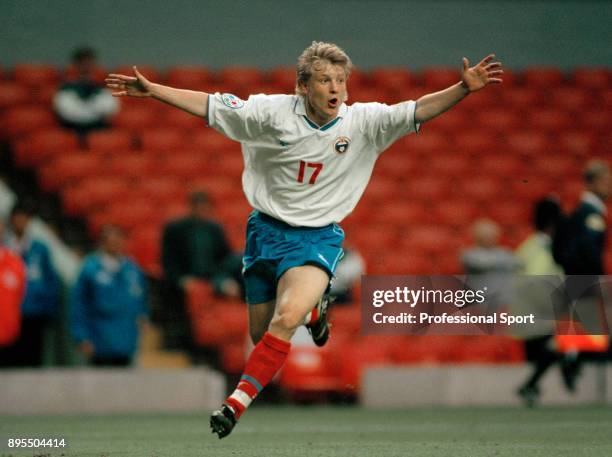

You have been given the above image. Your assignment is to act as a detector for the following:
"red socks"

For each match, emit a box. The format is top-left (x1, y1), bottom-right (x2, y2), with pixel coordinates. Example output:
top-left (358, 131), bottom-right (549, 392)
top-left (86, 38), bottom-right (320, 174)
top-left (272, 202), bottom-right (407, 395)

top-left (226, 331), bottom-right (291, 418)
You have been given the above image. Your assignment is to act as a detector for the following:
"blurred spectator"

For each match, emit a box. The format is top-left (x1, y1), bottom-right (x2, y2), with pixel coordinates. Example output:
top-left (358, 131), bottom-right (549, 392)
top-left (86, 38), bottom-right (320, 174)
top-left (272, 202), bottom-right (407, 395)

top-left (461, 218), bottom-right (519, 274)
top-left (161, 191), bottom-right (242, 351)
top-left (5, 202), bottom-right (61, 366)
top-left (53, 46), bottom-right (118, 136)
top-left (515, 197), bottom-right (565, 406)
top-left (516, 197), bottom-right (564, 275)
top-left (71, 225), bottom-right (148, 367)
top-left (329, 245), bottom-right (365, 304)
top-left (0, 218), bottom-right (27, 356)
top-left (551, 160), bottom-right (611, 394)
top-left (0, 175), bottom-right (17, 221)
top-left (553, 159), bottom-right (610, 275)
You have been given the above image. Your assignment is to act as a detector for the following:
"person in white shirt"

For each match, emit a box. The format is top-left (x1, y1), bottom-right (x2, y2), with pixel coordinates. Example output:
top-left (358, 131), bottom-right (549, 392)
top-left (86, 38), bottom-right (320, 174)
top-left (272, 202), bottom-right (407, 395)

top-left (106, 41), bottom-right (503, 438)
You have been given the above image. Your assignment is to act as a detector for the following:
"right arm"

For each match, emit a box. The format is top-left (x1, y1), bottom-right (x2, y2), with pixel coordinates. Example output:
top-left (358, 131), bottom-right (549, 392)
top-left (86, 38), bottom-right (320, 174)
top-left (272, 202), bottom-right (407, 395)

top-left (106, 67), bottom-right (209, 118)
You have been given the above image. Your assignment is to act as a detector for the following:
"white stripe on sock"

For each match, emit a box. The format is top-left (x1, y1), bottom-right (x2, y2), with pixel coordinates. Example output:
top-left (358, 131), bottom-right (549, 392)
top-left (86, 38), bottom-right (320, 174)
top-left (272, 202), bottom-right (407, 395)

top-left (229, 389), bottom-right (253, 409)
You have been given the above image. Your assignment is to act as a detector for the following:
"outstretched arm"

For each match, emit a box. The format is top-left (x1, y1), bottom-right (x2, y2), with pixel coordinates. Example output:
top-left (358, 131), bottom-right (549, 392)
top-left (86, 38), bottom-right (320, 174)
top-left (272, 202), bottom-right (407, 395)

top-left (414, 54), bottom-right (502, 124)
top-left (105, 67), bottom-right (209, 118)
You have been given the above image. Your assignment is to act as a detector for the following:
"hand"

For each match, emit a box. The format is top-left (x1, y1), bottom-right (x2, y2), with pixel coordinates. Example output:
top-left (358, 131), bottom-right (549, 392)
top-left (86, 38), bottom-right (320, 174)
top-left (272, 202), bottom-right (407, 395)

top-left (220, 279), bottom-right (241, 300)
top-left (79, 341), bottom-right (94, 358)
top-left (105, 66), bottom-right (153, 97)
top-left (461, 54), bottom-right (503, 92)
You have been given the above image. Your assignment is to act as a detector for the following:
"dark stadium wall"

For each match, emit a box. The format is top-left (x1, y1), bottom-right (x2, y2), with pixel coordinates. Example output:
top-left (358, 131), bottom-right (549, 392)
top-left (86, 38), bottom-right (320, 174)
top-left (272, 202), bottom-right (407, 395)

top-left (1, 0), bottom-right (610, 69)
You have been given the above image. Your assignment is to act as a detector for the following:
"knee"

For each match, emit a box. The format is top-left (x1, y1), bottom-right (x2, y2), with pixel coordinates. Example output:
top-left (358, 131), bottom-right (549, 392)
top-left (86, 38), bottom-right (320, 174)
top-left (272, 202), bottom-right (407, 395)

top-left (269, 307), bottom-right (304, 333)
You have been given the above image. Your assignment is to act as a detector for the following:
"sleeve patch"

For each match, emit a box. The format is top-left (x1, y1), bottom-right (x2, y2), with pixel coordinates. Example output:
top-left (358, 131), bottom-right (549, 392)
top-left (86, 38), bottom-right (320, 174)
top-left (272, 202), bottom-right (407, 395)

top-left (221, 93), bottom-right (245, 109)
top-left (585, 213), bottom-right (606, 231)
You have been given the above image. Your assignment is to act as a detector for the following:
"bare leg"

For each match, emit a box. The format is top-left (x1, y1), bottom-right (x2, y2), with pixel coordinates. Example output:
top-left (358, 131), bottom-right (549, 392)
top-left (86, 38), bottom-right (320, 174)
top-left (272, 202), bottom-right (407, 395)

top-left (268, 265), bottom-right (329, 342)
top-left (248, 300), bottom-right (275, 345)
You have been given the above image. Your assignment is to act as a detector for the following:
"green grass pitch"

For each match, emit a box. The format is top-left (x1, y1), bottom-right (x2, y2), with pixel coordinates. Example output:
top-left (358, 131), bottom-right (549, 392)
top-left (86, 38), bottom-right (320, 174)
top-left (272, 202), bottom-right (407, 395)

top-left (1, 405), bottom-right (611, 457)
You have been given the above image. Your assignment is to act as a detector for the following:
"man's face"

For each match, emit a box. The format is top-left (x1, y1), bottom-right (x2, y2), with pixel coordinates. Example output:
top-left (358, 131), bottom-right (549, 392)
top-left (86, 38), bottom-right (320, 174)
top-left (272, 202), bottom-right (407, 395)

top-left (10, 213), bottom-right (29, 237)
top-left (102, 229), bottom-right (126, 256)
top-left (300, 61), bottom-right (347, 125)
top-left (192, 201), bottom-right (211, 220)
top-left (593, 171), bottom-right (611, 201)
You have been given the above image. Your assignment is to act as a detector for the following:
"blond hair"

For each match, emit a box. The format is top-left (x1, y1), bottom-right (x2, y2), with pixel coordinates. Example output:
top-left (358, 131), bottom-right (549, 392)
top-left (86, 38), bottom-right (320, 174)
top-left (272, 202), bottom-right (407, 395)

top-left (295, 41), bottom-right (353, 94)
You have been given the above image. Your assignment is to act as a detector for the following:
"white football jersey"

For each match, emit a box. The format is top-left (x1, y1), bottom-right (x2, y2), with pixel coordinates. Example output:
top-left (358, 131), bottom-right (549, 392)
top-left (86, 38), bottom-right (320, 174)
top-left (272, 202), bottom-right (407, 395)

top-left (207, 92), bottom-right (420, 227)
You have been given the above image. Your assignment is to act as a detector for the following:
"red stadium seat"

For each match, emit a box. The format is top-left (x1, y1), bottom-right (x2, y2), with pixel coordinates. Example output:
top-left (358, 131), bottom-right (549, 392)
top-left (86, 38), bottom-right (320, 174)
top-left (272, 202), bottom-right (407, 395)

top-left (0, 106), bottom-right (57, 140)
top-left (139, 128), bottom-right (186, 151)
top-left (558, 131), bottom-right (599, 157)
top-left (350, 87), bottom-right (392, 103)
top-left (39, 154), bottom-right (102, 192)
top-left (390, 336), bottom-right (457, 364)
top-left (103, 200), bottom-right (158, 230)
top-left (338, 336), bottom-right (394, 392)
top-left (425, 107), bottom-right (469, 133)
top-left (87, 130), bottom-right (134, 152)
top-left (369, 67), bottom-right (414, 91)
top-left (215, 153), bottom-right (244, 178)
top-left (62, 177), bottom-right (128, 215)
top-left (189, 175), bottom-right (241, 203)
top-left (378, 253), bottom-right (434, 275)
top-left (432, 200), bottom-right (480, 229)
top-left (268, 66), bottom-right (296, 92)
top-left (522, 67), bottom-right (565, 87)
top-left (112, 65), bottom-right (161, 83)
top-left (218, 66), bottom-right (265, 91)
top-left (166, 66), bottom-right (213, 88)
top-left (578, 110), bottom-right (611, 134)
top-left (421, 67), bottom-right (461, 89)
top-left (220, 341), bottom-right (247, 374)
top-left (136, 177), bottom-right (185, 203)
top-left (0, 83), bottom-right (29, 109)
top-left (280, 346), bottom-right (342, 393)
top-left (571, 67), bottom-right (611, 90)
top-left (12, 64), bottom-right (60, 87)
top-left (12, 128), bottom-right (79, 168)
top-left (374, 151), bottom-right (418, 181)
top-left (486, 201), bottom-right (531, 227)
top-left (112, 104), bottom-right (157, 131)
top-left (510, 176), bottom-right (557, 202)
top-left (506, 131), bottom-right (551, 156)
top-left (528, 109), bottom-right (573, 132)
top-left (128, 227), bottom-right (162, 276)
top-left (107, 154), bottom-right (154, 179)
top-left (532, 155), bottom-right (577, 177)
top-left (406, 176), bottom-right (452, 202)
top-left (191, 130), bottom-right (237, 152)
top-left (452, 130), bottom-right (498, 155)
top-left (434, 252), bottom-right (464, 275)
top-left (459, 175), bottom-right (503, 203)
top-left (371, 201), bottom-right (429, 227)
top-left (551, 87), bottom-right (592, 112)
top-left (473, 109), bottom-right (521, 133)
top-left (329, 305), bottom-right (361, 336)
top-left (479, 154), bottom-right (525, 176)
top-left (400, 225), bottom-right (458, 256)
top-left (162, 151), bottom-right (211, 180)
top-left (163, 108), bottom-right (204, 130)
top-left (402, 131), bottom-right (451, 155)
top-left (498, 87), bottom-right (543, 109)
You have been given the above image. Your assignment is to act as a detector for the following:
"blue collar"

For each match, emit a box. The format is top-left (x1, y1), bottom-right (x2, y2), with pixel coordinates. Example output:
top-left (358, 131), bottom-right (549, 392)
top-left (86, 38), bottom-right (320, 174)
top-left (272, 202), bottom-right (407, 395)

top-left (294, 96), bottom-right (347, 131)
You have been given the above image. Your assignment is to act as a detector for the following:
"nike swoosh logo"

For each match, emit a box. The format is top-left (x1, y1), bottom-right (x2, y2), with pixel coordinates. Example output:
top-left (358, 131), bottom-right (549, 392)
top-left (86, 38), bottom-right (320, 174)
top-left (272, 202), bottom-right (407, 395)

top-left (317, 254), bottom-right (330, 266)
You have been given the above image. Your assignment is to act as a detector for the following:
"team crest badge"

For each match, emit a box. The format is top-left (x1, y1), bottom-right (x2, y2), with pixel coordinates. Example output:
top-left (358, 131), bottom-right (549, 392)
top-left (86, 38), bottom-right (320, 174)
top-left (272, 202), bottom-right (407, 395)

top-left (221, 93), bottom-right (245, 109)
top-left (334, 136), bottom-right (351, 154)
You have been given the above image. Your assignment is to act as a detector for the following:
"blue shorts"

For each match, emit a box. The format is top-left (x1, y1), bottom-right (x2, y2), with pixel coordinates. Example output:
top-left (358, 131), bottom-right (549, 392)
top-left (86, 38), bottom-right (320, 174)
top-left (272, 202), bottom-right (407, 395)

top-left (242, 211), bottom-right (345, 305)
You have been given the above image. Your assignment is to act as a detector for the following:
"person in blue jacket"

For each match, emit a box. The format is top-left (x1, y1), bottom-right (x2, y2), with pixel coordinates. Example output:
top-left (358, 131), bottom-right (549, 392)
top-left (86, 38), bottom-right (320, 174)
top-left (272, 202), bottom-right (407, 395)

top-left (71, 224), bottom-right (148, 366)
top-left (6, 202), bottom-right (61, 366)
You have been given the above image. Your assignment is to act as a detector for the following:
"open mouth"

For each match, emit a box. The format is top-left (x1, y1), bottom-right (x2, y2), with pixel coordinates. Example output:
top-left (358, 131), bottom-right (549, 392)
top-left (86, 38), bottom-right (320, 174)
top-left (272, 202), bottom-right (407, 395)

top-left (327, 98), bottom-right (338, 108)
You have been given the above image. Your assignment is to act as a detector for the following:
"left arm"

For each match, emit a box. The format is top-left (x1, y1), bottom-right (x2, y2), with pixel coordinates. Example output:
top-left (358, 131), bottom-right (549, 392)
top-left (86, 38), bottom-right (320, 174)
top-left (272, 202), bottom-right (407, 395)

top-left (414, 54), bottom-right (503, 124)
